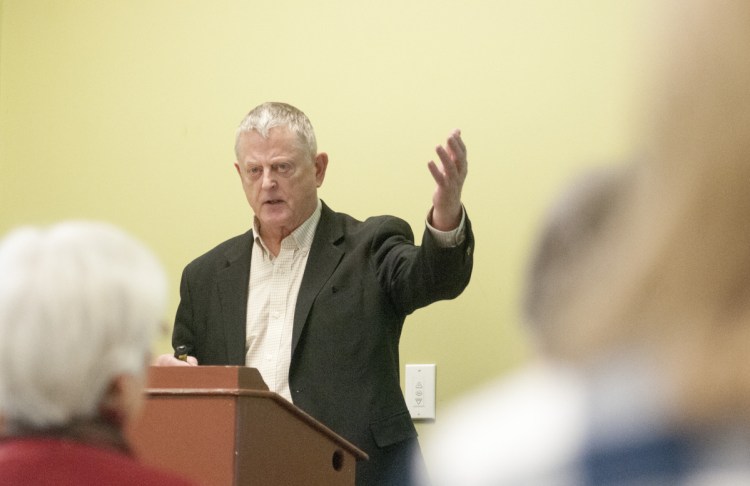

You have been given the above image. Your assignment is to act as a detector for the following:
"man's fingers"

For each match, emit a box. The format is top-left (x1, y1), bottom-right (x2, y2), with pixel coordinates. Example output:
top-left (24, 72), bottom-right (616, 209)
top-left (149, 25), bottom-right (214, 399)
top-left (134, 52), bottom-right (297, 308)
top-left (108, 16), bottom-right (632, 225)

top-left (428, 160), bottom-right (445, 185)
top-left (153, 353), bottom-right (197, 366)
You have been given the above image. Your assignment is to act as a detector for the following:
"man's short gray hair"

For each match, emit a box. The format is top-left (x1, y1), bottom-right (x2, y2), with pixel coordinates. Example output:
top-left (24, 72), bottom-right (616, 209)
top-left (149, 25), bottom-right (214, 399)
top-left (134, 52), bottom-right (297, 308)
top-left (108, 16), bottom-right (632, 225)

top-left (234, 102), bottom-right (318, 160)
top-left (0, 221), bottom-right (167, 429)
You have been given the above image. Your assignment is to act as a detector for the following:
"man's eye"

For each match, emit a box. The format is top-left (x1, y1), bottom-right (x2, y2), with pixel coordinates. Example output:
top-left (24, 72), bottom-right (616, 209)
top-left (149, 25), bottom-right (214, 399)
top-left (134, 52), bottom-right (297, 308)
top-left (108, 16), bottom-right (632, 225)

top-left (276, 163), bottom-right (292, 174)
top-left (248, 166), bottom-right (263, 176)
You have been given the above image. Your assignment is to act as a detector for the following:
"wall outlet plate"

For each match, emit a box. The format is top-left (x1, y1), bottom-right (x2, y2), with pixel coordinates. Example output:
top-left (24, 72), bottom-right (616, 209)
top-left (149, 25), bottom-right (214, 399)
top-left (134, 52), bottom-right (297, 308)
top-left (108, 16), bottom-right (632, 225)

top-left (405, 363), bottom-right (436, 420)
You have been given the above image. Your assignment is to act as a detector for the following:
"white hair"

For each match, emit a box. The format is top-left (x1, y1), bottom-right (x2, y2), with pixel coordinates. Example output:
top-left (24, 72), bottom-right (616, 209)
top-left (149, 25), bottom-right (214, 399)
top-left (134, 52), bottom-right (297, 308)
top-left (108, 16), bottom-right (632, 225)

top-left (234, 102), bottom-right (318, 160)
top-left (0, 221), bottom-right (167, 429)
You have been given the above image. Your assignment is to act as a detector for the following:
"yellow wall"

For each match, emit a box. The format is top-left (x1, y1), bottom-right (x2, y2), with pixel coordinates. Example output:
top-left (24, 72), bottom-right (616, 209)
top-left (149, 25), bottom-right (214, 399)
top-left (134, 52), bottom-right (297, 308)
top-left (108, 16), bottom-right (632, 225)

top-left (0, 0), bottom-right (649, 436)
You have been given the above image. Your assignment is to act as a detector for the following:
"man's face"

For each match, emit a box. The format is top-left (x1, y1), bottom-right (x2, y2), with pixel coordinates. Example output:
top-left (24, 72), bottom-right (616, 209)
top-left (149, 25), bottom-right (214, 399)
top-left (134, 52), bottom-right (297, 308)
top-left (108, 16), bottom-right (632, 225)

top-left (234, 127), bottom-right (327, 240)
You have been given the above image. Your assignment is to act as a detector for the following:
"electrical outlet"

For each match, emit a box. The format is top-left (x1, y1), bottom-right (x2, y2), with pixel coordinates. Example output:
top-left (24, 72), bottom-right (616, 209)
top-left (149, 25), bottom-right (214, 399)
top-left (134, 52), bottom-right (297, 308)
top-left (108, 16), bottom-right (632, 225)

top-left (405, 364), bottom-right (436, 420)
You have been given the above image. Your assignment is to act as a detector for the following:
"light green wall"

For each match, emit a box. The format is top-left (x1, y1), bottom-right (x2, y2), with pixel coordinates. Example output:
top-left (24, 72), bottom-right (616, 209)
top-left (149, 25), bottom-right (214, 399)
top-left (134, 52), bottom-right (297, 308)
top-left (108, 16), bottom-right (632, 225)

top-left (0, 0), bottom-right (648, 435)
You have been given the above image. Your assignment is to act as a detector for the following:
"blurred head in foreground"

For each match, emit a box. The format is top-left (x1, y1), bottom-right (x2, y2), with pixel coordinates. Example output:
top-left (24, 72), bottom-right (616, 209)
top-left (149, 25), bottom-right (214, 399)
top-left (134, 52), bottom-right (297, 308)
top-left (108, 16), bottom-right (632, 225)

top-left (521, 163), bottom-right (632, 355)
top-left (421, 1), bottom-right (750, 484)
top-left (542, 0), bottom-right (750, 426)
top-left (0, 221), bottom-right (167, 432)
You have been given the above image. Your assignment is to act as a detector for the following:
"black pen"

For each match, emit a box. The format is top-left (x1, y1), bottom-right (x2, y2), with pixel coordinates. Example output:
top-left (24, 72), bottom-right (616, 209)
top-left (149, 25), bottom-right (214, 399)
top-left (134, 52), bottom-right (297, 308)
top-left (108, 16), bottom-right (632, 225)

top-left (174, 345), bottom-right (188, 361)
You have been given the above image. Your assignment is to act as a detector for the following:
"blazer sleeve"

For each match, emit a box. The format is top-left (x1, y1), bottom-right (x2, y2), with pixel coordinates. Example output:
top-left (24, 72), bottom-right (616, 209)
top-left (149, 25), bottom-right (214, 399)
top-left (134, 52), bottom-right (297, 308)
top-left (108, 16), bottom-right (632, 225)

top-left (172, 266), bottom-right (196, 356)
top-left (372, 212), bottom-right (474, 316)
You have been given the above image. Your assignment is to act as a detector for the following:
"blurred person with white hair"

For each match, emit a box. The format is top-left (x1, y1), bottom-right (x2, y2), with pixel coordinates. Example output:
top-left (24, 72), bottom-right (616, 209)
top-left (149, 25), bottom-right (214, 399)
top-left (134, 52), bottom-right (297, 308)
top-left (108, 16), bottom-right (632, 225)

top-left (0, 221), bottom-right (196, 486)
top-left (419, 0), bottom-right (750, 484)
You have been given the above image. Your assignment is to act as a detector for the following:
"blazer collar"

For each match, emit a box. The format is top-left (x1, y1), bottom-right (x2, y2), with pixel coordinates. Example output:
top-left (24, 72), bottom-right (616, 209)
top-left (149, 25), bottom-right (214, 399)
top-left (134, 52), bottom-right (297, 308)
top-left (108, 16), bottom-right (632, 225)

top-left (217, 229), bottom-right (253, 364)
top-left (215, 204), bottom-right (346, 364)
top-left (291, 201), bottom-right (345, 354)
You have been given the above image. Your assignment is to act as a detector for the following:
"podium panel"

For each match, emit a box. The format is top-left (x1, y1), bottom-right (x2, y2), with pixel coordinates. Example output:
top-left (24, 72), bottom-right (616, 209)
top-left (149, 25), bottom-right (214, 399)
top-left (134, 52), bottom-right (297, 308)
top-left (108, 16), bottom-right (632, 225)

top-left (127, 366), bottom-right (367, 486)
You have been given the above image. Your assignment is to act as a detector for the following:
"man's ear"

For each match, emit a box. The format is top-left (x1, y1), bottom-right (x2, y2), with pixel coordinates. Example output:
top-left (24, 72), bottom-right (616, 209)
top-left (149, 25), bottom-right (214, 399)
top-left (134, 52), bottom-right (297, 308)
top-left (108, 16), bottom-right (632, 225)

top-left (314, 152), bottom-right (329, 188)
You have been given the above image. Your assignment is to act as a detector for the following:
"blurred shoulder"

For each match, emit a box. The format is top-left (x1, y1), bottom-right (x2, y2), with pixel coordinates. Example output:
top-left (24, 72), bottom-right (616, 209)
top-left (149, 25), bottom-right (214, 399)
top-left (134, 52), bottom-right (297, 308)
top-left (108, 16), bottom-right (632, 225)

top-left (422, 361), bottom-right (587, 486)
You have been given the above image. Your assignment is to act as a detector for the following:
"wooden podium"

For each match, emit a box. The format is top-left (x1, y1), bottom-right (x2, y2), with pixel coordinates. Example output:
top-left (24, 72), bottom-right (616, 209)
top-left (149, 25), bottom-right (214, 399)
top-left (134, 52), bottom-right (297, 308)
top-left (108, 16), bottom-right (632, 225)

top-left (127, 366), bottom-right (367, 486)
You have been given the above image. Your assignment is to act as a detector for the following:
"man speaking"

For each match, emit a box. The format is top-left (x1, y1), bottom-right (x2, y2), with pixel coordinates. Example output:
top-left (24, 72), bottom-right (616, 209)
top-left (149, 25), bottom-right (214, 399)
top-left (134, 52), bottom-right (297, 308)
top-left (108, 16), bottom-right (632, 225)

top-left (157, 102), bottom-right (474, 485)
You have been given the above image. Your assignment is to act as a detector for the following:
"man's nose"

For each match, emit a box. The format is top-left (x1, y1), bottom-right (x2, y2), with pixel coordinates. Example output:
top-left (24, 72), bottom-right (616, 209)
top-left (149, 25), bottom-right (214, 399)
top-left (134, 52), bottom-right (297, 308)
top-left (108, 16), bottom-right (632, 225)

top-left (261, 168), bottom-right (277, 188)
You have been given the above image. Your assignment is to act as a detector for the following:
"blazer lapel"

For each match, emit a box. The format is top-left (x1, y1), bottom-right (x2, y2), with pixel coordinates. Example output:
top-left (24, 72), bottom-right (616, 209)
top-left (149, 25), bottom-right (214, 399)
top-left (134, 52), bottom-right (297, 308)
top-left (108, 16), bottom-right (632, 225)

top-left (217, 230), bottom-right (253, 364)
top-left (292, 203), bottom-right (344, 354)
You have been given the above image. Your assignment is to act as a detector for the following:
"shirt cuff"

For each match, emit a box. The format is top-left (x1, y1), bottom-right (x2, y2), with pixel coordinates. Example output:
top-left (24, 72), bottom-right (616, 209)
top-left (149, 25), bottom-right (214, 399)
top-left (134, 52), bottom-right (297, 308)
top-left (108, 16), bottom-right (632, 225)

top-left (426, 206), bottom-right (467, 248)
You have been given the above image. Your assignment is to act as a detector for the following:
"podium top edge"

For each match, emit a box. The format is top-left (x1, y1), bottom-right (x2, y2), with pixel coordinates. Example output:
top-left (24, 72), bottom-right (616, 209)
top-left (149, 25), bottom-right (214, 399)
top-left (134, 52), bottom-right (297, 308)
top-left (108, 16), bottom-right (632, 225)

top-left (146, 365), bottom-right (269, 391)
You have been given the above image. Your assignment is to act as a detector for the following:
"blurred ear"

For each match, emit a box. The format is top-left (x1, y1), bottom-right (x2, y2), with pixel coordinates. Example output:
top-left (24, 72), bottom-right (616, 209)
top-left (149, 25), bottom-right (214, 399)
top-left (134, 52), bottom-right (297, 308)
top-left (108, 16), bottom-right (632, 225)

top-left (99, 374), bottom-right (145, 427)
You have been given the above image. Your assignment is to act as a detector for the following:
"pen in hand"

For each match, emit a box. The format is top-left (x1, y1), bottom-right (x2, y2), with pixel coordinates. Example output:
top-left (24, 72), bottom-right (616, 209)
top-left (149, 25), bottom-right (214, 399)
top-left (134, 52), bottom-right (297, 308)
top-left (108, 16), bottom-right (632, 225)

top-left (174, 345), bottom-right (188, 362)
